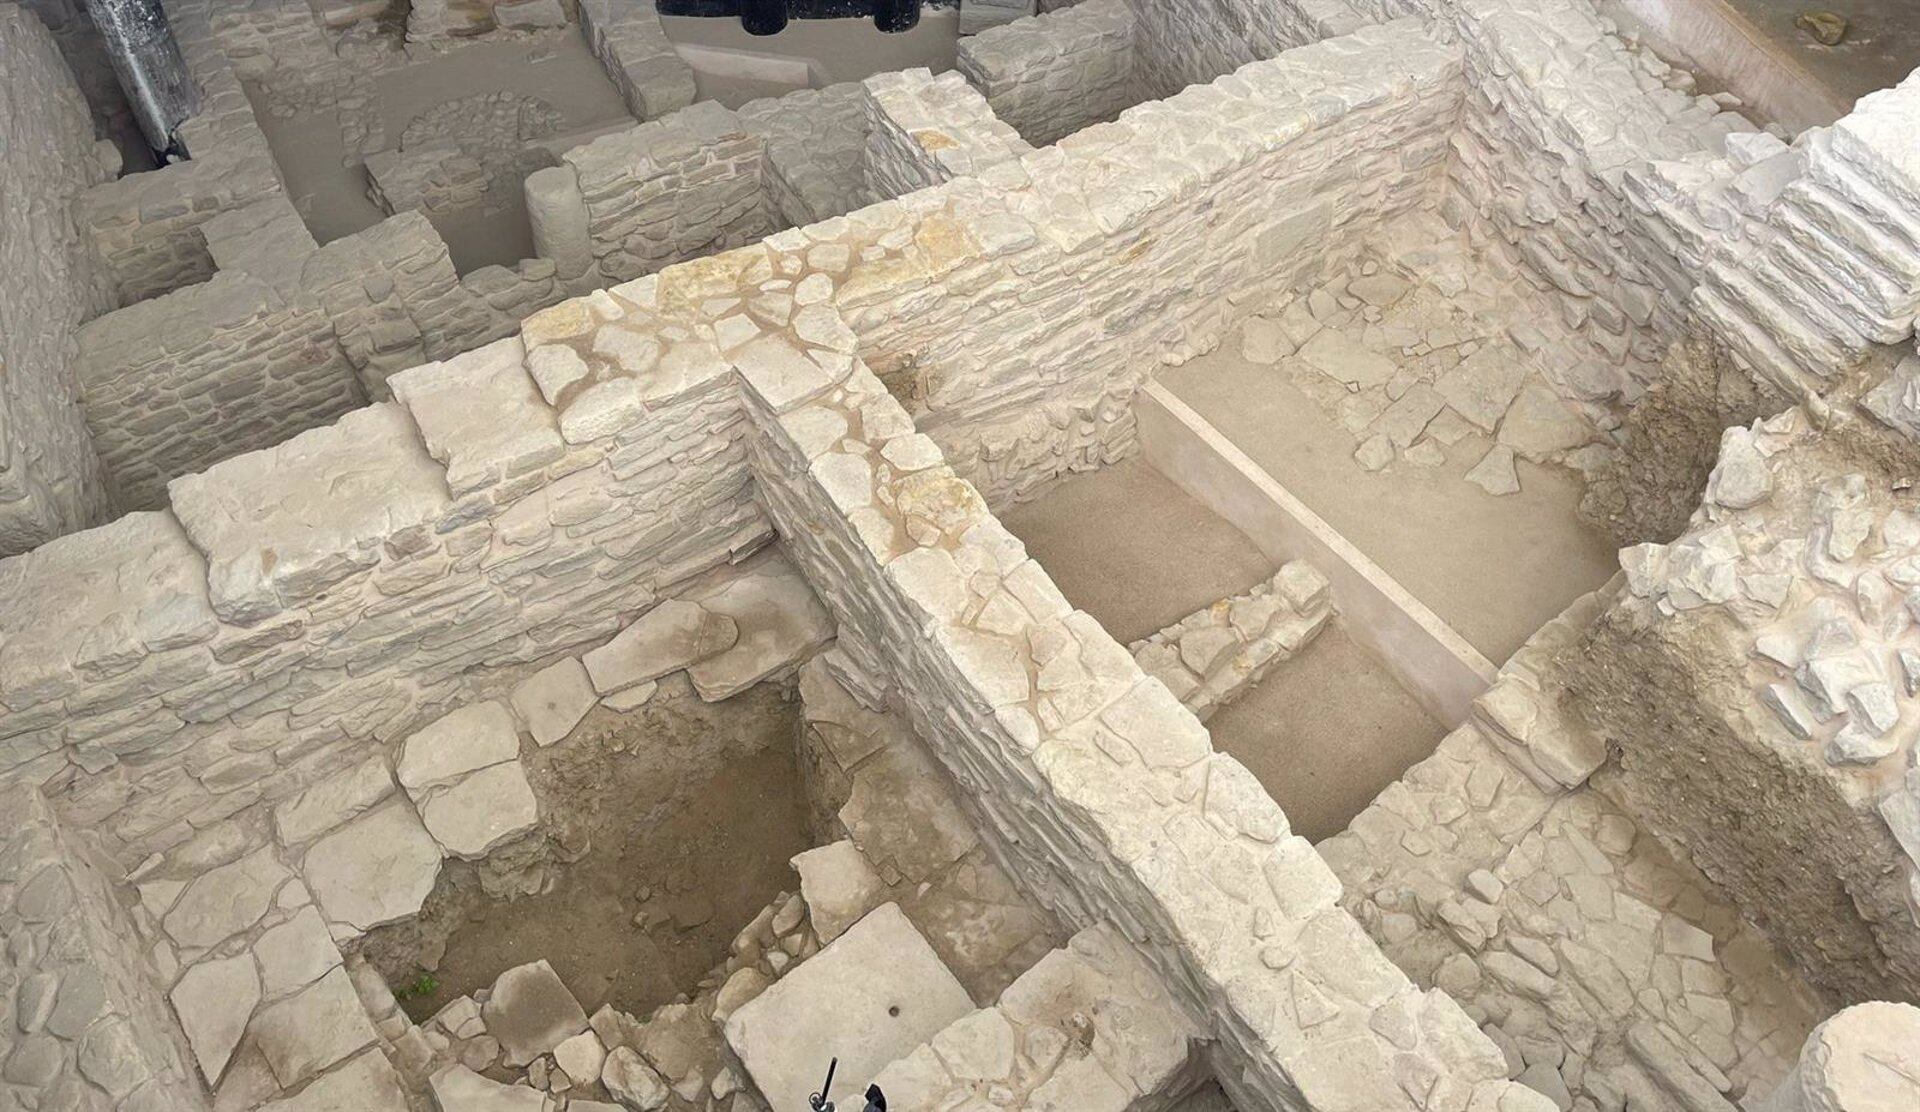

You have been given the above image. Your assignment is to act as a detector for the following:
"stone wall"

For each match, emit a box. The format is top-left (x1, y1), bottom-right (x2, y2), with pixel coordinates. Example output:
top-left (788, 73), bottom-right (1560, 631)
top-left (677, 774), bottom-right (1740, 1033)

top-left (725, 262), bottom-right (1547, 1112)
top-left (860, 68), bottom-right (1035, 202)
top-left (1573, 404), bottom-right (1920, 1006)
top-left (77, 0), bottom-right (286, 305)
top-left (0, 784), bottom-right (209, 1112)
top-left (579, 0), bottom-right (696, 121)
top-left (72, 274), bottom-right (361, 512)
top-left (550, 100), bottom-right (779, 286)
top-left (0, 322), bottom-right (767, 876)
top-left (841, 19), bottom-right (1462, 507)
top-left (0, 5), bottom-right (113, 555)
top-left (205, 0), bottom-right (336, 83)
top-left (738, 83), bottom-right (874, 228)
top-left (1121, 0), bottom-right (1368, 101)
top-left (955, 0), bottom-right (1139, 147)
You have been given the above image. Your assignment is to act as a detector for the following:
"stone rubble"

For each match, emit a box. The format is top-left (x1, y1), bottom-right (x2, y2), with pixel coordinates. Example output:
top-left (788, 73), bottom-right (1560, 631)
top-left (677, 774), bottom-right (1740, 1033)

top-left (1130, 561), bottom-right (1334, 721)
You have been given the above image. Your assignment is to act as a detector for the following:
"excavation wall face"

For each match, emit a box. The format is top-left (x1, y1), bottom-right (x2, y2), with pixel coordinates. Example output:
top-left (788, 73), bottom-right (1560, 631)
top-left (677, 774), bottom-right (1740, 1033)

top-left (0, 7), bottom-right (112, 555)
top-left (1120, 0), bottom-right (1368, 100)
top-left (77, 0), bottom-right (285, 305)
top-left (0, 785), bottom-right (209, 1111)
top-left (842, 19), bottom-right (1463, 507)
top-left (955, 0), bottom-right (1139, 147)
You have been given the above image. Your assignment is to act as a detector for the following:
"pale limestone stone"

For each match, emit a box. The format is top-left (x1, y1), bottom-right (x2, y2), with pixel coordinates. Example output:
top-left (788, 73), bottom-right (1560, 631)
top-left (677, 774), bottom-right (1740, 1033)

top-left (1467, 444), bottom-right (1521, 496)
top-left (726, 904), bottom-right (972, 1109)
top-left (1298, 329), bottom-right (1397, 389)
top-left (249, 967), bottom-right (380, 1087)
top-left (420, 761), bottom-right (540, 859)
top-left (1497, 381), bottom-right (1591, 461)
top-left (257, 1048), bottom-right (408, 1111)
top-left (303, 801), bottom-right (445, 935)
top-left (792, 839), bottom-right (889, 943)
top-left (398, 701), bottom-right (522, 796)
top-left (254, 905), bottom-right (344, 998)
top-left (603, 1045), bottom-right (671, 1109)
top-left (510, 657), bottom-right (598, 747)
top-left (165, 846), bottom-right (293, 951)
top-left (171, 954), bottom-right (259, 1085)
top-left (430, 1064), bottom-right (548, 1111)
top-left (582, 599), bottom-right (739, 694)
top-left (685, 559), bottom-right (835, 701)
top-left (484, 960), bottom-right (589, 1067)
top-left (273, 756), bottom-right (395, 846)
top-left (554, 1030), bottom-right (607, 1089)
top-left (1240, 317), bottom-right (1295, 364)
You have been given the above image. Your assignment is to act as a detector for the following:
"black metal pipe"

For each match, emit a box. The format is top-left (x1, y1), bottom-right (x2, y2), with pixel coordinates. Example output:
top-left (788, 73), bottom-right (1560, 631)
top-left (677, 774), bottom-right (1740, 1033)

top-left (740, 0), bottom-right (789, 35)
top-left (91, 0), bottom-right (199, 156)
top-left (873, 0), bottom-right (919, 32)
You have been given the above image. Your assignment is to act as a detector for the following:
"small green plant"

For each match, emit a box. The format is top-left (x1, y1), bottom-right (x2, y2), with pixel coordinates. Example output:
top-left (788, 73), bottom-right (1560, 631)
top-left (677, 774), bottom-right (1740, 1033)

top-left (393, 972), bottom-right (439, 1001)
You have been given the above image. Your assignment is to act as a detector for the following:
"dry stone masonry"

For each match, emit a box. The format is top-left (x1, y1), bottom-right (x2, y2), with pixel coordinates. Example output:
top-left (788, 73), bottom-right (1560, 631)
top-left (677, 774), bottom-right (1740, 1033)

top-left (6, 0), bottom-right (1920, 1109)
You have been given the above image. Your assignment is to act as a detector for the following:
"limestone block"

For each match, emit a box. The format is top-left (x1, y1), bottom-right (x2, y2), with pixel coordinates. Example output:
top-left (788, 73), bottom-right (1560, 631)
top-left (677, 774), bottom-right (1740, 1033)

top-left (791, 840), bottom-right (889, 944)
top-left (510, 657), bottom-right (598, 746)
top-left (430, 1063), bottom-right (547, 1110)
top-left (398, 701), bottom-right (523, 796)
top-left (256, 1048), bottom-right (409, 1111)
top-left (273, 757), bottom-right (397, 847)
top-left (302, 801), bottom-right (445, 936)
top-left (389, 338), bottom-right (565, 499)
top-left (683, 554), bottom-right (836, 701)
top-left (171, 954), bottom-right (260, 1085)
top-left (419, 761), bottom-right (541, 859)
top-left (254, 906), bottom-right (345, 998)
top-left (249, 967), bottom-right (381, 1087)
top-left (165, 846), bottom-right (294, 951)
top-left (726, 904), bottom-right (973, 1108)
top-left (483, 959), bottom-right (590, 1067)
top-left (582, 599), bottom-right (740, 695)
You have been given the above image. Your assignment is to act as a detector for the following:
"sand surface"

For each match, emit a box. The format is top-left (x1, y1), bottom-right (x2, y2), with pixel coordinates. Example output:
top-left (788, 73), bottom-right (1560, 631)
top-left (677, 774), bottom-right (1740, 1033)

top-left (1159, 354), bottom-right (1619, 665)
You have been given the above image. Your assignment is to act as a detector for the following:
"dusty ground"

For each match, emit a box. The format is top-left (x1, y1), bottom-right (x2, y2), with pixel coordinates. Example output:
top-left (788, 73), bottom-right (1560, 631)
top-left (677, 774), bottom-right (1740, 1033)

top-left (366, 677), bottom-right (812, 1022)
top-left (249, 30), bottom-right (632, 272)
top-left (998, 457), bottom-right (1276, 645)
top-left (1209, 623), bottom-right (1447, 843)
top-left (1159, 357), bottom-right (1619, 665)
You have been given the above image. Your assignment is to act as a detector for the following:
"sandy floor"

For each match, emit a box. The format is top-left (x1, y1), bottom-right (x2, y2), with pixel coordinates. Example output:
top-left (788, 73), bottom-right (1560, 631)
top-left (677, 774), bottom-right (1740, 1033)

top-left (1158, 357), bottom-right (1619, 665)
top-left (1719, 0), bottom-right (1920, 105)
top-left (659, 11), bottom-right (960, 105)
top-left (997, 457), bottom-right (1275, 645)
top-left (370, 685), bottom-right (811, 1022)
top-left (1208, 623), bottom-right (1447, 843)
top-left (250, 31), bottom-right (633, 273)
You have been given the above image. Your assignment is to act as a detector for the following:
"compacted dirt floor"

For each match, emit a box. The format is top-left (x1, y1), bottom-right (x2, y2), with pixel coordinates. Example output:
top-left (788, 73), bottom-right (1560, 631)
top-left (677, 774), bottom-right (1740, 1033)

top-left (1002, 459), bottom-right (1450, 845)
top-left (1159, 359), bottom-right (1619, 666)
top-left (368, 682), bottom-right (811, 1023)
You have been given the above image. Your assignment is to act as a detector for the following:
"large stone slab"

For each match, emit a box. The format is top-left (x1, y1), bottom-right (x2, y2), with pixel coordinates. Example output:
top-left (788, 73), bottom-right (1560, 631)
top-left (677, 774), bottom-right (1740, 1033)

top-left (726, 903), bottom-right (972, 1108)
top-left (249, 967), bottom-right (380, 1088)
top-left (429, 1064), bottom-right (548, 1111)
top-left (272, 756), bottom-right (395, 846)
top-left (419, 760), bottom-right (540, 859)
top-left (254, 906), bottom-right (344, 998)
top-left (483, 959), bottom-right (589, 1067)
top-left (302, 801), bottom-right (444, 935)
top-left (397, 701), bottom-right (522, 796)
top-left (257, 1048), bottom-right (408, 1112)
top-left (792, 840), bottom-right (888, 944)
top-left (165, 846), bottom-right (293, 950)
top-left (685, 559), bottom-right (835, 701)
top-left (582, 599), bottom-right (739, 694)
top-left (171, 954), bottom-right (259, 1085)
top-left (509, 657), bottom-right (598, 746)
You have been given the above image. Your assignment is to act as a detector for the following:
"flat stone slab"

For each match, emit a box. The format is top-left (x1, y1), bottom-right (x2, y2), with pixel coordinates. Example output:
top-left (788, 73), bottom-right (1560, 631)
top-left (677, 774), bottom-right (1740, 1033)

top-left (171, 954), bottom-right (259, 1085)
top-left (397, 701), bottom-right (522, 797)
top-left (420, 761), bottom-right (540, 860)
top-left (510, 657), bottom-right (598, 746)
top-left (483, 959), bottom-right (589, 1067)
top-left (302, 801), bottom-right (444, 936)
top-left (685, 558), bottom-right (835, 701)
top-left (1296, 329), bottom-right (1397, 389)
top-left (254, 906), bottom-right (344, 998)
top-left (726, 903), bottom-right (972, 1109)
top-left (272, 756), bottom-right (395, 846)
top-left (249, 967), bottom-right (379, 1088)
top-left (257, 1048), bottom-right (408, 1112)
top-left (792, 839), bottom-right (888, 944)
top-left (430, 1064), bottom-right (548, 1111)
top-left (165, 846), bottom-right (293, 951)
top-left (582, 598), bottom-right (739, 695)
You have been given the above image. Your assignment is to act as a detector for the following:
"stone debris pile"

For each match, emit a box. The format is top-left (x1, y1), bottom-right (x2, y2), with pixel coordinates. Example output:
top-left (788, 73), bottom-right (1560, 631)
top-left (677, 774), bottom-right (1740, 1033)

top-left (1131, 561), bottom-right (1334, 721)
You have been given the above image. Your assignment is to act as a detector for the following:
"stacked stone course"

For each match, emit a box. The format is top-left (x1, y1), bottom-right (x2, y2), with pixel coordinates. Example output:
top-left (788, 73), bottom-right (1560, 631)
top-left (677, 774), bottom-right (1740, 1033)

top-left (0, 5), bottom-right (114, 554)
top-left (578, 0), bottom-right (696, 122)
top-left (956, 0), bottom-right (1140, 147)
top-left (860, 68), bottom-right (1035, 201)
top-left (737, 83), bottom-right (875, 227)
